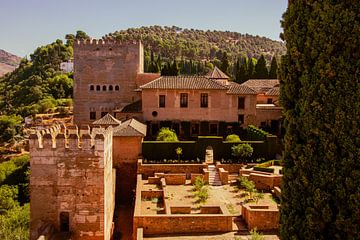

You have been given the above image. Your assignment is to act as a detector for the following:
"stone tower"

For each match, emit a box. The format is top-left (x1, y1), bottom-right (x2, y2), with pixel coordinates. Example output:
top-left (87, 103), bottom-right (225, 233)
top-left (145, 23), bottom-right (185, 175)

top-left (29, 125), bottom-right (115, 240)
top-left (73, 39), bottom-right (145, 125)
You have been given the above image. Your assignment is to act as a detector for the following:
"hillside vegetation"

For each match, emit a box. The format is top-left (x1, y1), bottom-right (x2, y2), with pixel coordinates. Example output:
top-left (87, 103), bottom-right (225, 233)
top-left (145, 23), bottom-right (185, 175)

top-left (107, 26), bottom-right (285, 62)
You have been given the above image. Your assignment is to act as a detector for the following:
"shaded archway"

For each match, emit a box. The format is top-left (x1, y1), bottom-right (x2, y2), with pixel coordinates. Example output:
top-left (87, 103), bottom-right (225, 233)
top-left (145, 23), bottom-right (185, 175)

top-left (205, 146), bottom-right (214, 164)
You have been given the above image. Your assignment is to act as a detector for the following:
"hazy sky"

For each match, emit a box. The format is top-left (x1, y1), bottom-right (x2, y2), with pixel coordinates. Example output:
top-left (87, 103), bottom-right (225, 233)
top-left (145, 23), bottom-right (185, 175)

top-left (0, 0), bottom-right (288, 56)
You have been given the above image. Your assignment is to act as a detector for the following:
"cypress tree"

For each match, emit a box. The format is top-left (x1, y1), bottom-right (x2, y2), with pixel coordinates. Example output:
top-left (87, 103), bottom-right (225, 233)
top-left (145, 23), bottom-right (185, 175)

top-left (247, 58), bottom-right (255, 79)
top-left (220, 51), bottom-right (230, 75)
top-left (280, 1), bottom-right (360, 239)
top-left (254, 55), bottom-right (268, 79)
top-left (170, 60), bottom-right (179, 76)
top-left (235, 57), bottom-right (248, 84)
top-left (268, 56), bottom-right (278, 79)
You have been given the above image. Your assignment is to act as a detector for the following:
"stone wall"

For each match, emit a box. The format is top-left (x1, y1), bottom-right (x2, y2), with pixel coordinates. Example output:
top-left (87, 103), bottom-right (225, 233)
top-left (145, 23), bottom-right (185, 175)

top-left (216, 162), bottom-right (244, 173)
top-left (29, 125), bottom-right (115, 240)
top-left (248, 173), bottom-right (282, 191)
top-left (113, 136), bottom-right (143, 204)
top-left (241, 205), bottom-right (279, 230)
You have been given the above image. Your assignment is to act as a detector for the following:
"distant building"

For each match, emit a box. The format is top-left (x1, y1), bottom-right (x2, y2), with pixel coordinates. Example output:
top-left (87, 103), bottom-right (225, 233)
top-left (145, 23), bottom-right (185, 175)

top-left (72, 40), bottom-right (282, 135)
top-left (60, 59), bottom-right (74, 73)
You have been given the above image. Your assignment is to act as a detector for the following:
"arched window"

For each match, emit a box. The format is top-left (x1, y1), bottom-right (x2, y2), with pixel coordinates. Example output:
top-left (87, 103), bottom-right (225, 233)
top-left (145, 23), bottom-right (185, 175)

top-left (115, 85), bottom-right (120, 91)
top-left (90, 85), bottom-right (94, 91)
top-left (103, 85), bottom-right (107, 91)
top-left (96, 85), bottom-right (100, 91)
top-left (109, 85), bottom-right (113, 91)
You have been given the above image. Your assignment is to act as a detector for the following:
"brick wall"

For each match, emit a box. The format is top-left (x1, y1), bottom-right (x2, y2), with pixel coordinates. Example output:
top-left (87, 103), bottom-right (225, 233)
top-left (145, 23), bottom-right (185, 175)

top-left (216, 162), bottom-right (244, 173)
top-left (241, 205), bottom-right (279, 230)
top-left (164, 174), bottom-right (186, 185)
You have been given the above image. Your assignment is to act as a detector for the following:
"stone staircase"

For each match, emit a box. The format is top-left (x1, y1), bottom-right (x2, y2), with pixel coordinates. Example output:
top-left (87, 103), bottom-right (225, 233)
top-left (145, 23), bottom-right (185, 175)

top-left (208, 165), bottom-right (221, 186)
top-left (232, 216), bottom-right (248, 232)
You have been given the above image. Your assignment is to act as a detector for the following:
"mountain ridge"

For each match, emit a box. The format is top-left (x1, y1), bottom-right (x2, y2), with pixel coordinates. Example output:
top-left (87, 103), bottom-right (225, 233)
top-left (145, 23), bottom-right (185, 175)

top-left (0, 49), bottom-right (21, 77)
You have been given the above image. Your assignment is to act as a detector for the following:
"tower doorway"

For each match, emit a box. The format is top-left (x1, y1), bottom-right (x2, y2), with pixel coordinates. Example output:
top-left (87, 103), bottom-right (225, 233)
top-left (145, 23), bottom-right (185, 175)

top-left (59, 212), bottom-right (69, 232)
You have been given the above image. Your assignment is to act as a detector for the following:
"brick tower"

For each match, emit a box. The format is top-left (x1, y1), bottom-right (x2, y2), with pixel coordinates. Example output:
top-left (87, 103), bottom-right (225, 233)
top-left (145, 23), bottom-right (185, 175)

top-left (29, 125), bottom-right (115, 240)
top-left (73, 39), bottom-right (145, 125)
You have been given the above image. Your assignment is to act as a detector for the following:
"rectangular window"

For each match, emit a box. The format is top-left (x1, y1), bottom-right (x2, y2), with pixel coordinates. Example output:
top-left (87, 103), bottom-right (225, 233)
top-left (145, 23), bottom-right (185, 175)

top-left (90, 112), bottom-right (96, 120)
top-left (238, 114), bottom-right (244, 124)
top-left (267, 98), bottom-right (273, 104)
top-left (200, 93), bottom-right (208, 108)
top-left (238, 97), bottom-right (245, 109)
top-left (180, 93), bottom-right (188, 108)
top-left (191, 123), bottom-right (200, 135)
top-left (159, 95), bottom-right (166, 108)
top-left (210, 123), bottom-right (218, 135)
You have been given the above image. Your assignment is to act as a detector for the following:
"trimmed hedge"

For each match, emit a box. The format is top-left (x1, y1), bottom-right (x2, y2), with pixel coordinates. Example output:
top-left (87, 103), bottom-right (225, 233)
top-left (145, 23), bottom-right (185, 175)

top-left (142, 137), bottom-right (279, 162)
top-left (247, 125), bottom-right (270, 140)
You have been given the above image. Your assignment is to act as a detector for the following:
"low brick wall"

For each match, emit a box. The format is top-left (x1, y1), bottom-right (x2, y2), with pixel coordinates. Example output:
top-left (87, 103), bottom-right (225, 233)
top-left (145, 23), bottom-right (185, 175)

top-left (249, 173), bottom-right (282, 191)
top-left (241, 205), bottom-right (279, 230)
top-left (164, 174), bottom-right (186, 185)
top-left (133, 215), bottom-right (233, 236)
top-left (218, 168), bottom-right (229, 185)
top-left (216, 162), bottom-right (244, 173)
top-left (203, 168), bottom-right (209, 184)
top-left (170, 206), bottom-right (191, 214)
top-left (240, 169), bottom-right (272, 176)
top-left (273, 186), bottom-right (281, 198)
top-left (200, 206), bottom-right (223, 214)
top-left (148, 177), bottom-right (161, 184)
top-left (141, 190), bottom-right (163, 199)
top-left (138, 159), bottom-right (208, 178)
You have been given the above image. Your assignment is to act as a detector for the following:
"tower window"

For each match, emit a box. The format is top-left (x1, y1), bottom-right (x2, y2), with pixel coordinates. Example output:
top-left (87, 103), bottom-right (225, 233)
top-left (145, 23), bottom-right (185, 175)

top-left (180, 93), bottom-right (188, 108)
top-left (267, 98), bottom-right (273, 104)
top-left (115, 85), bottom-right (120, 91)
top-left (200, 93), bottom-right (208, 108)
top-left (96, 85), bottom-right (101, 91)
top-left (109, 85), bottom-right (113, 91)
top-left (238, 97), bottom-right (245, 109)
top-left (102, 85), bottom-right (107, 91)
top-left (90, 112), bottom-right (96, 120)
top-left (90, 85), bottom-right (94, 91)
top-left (60, 212), bottom-right (69, 232)
top-left (159, 95), bottom-right (166, 108)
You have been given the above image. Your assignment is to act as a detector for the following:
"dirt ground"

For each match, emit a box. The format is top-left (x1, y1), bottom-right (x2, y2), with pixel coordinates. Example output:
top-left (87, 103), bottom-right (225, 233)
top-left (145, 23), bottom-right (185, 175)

top-left (141, 181), bottom-right (278, 215)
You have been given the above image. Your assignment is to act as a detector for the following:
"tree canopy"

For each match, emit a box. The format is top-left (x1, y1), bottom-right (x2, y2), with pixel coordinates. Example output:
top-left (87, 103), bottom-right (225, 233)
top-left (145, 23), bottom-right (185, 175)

top-left (280, 1), bottom-right (360, 239)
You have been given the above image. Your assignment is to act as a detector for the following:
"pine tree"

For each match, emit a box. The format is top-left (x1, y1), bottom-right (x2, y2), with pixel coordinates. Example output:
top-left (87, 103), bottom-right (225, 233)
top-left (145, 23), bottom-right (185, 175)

top-left (254, 55), bottom-right (268, 79)
top-left (280, 1), bottom-right (360, 239)
top-left (268, 56), bottom-right (278, 79)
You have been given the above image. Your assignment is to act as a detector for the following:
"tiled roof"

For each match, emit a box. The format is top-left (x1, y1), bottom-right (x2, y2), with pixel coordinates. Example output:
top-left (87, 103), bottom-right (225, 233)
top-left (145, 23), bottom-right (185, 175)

top-left (265, 87), bottom-right (280, 96)
top-left (113, 118), bottom-right (146, 137)
top-left (206, 66), bottom-right (229, 79)
top-left (241, 79), bottom-right (280, 93)
top-left (92, 113), bottom-right (121, 125)
top-left (140, 76), bottom-right (228, 90)
top-left (226, 82), bottom-right (257, 95)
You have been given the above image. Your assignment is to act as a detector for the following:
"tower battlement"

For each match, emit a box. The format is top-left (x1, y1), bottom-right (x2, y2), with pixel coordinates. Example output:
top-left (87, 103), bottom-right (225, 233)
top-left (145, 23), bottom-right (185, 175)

top-left (74, 38), bottom-right (140, 47)
top-left (29, 124), bottom-right (112, 151)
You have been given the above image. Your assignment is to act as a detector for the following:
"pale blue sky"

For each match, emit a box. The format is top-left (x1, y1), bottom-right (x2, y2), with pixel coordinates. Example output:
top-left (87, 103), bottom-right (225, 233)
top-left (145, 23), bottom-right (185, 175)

top-left (0, 0), bottom-right (288, 57)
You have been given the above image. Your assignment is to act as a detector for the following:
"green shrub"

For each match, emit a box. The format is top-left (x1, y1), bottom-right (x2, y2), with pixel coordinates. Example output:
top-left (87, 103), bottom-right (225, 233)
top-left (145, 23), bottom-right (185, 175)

top-left (0, 115), bottom-right (23, 144)
top-left (0, 203), bottom-right (30, 240)
top-left (231, 143), bottom-right (254, 159)
top-left (225, 134), bottom-right (241, 142)
top-left (175, 147), bottom-right (182, 160)
top-left (38, 97), bottom-right (57, 113)
top-left (249, 228), bottom-right (264, 240)
top-left (0, 185), bottom-right (19, 213)
top-left (193, 176), bottom-right (205, 192)
top-left (195, 186), bottom-right (209, 203)
top-left (156, 127), bottom-right (179, 142)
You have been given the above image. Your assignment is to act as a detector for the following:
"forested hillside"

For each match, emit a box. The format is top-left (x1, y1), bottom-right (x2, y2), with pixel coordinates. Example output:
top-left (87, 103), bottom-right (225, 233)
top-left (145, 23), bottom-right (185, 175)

top-left (107, 26), bottom-right (285, 62)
